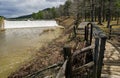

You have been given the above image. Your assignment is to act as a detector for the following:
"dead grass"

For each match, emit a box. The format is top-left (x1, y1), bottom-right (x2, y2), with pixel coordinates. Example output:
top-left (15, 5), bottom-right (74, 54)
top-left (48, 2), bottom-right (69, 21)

top-left (43, 29), bottom-right (55, 32)
top-left (97, 21), bottom-right (120, 35)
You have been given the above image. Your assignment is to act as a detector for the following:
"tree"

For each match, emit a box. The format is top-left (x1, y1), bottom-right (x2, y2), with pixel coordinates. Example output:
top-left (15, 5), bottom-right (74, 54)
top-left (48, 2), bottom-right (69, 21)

top-left (98, 0), bottom-right (103, 25)
top-left (91, 0), bottom-right (95, 22)
top-left (32, 13), bottom-right (37, 19)
top-left (107, 0), bottom-right (112, 28)
top-left (102, 0), bottom-right (106, 22)
top-left (115, 0), bottom-right (120, 25)
top-left (31, 0), bottom-right (120, 22)
top-left (64, 0), bottom-right (72, 16)
top-left (51, 7), bottom-right (57, 18)
top-left (58, 5), bottom-right (64, 16)
top-left (38, 11), bottom-right (43, 19)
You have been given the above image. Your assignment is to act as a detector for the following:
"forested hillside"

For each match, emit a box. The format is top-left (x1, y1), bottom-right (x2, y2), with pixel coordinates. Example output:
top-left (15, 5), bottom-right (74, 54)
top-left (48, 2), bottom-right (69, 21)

top-left (10, 0), bottom-right (120, 24)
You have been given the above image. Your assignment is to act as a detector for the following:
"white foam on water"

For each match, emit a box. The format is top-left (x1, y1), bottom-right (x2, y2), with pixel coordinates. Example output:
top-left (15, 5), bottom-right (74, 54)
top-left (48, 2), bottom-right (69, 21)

top-left (4, 20), bottom-right (58, 28)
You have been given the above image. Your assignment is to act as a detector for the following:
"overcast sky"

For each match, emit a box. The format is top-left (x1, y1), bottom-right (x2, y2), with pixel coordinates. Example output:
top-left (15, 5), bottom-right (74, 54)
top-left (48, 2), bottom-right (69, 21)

top-left (0, 0), bottom-right (66, 18)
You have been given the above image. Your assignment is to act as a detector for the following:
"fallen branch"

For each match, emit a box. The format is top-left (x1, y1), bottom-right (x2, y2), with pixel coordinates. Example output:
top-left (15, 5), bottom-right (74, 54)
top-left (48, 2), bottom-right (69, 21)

top-left (56, 60), bottom-right (68, 78)
top-left (24, 62), bottom-right (63, 78)
top-left (72, 45), bottom-right (95, 57)
top-left (72, 61), bottom-right (94, 75)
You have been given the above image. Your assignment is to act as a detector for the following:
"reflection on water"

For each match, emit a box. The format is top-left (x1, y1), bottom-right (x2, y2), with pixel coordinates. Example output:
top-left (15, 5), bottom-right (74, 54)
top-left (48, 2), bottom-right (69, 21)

top-left (0, 27), bottom-right (62, 78)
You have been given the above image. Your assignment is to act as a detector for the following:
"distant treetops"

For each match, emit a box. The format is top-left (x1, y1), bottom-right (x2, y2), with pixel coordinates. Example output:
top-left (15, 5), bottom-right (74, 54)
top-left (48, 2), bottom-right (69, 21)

top-left (28, 0), bottom-right (120, 22)
top-left (0, 16), bottom-right (3, 19)
top-left (0, 16), bottom-right (4, 22)
top-left (31, 1), bottom-right (72, 20)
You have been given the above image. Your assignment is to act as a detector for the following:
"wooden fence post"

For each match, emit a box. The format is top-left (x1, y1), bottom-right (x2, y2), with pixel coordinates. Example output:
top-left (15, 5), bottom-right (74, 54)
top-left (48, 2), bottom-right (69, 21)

top-left (85, 25), bottom-right (89, 46)
top-left (63, 47), bottom-right (72, 78)
top-left (85, 26), bottom-right (87, 41)
top-left (97, 37), bottom-right (107, 78)
top-left (93, 38), bottom-right (99, 78)
top-left (73, 26), bottom-right (76, 38)
top-left (90, 24), bottom-right (93, 45)
top-left (85, 23), bottom-right (93, 46)
top-left (109, 25), bottom-right (112, 39)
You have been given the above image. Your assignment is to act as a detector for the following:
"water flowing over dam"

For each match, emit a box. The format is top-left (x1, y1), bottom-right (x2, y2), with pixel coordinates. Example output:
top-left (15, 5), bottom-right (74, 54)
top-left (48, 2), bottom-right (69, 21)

top-left (4, 20), bottom-right (58, 28)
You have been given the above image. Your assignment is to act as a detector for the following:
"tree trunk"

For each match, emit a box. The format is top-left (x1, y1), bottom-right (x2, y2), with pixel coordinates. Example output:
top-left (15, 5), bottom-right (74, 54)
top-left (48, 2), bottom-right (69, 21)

top-left (115, 13), bottom-right (117, 21)
top-left (111, 14), bottom-right (114, 21)
top-left (85, 10), bottom-right (87, 21)
top-left (102, 1), bottom-right (105, 22)
top-left (91, 0), bottom-right (94, 22)
top-left (106, 13), bottom-right (108, 21)
top-left (84, 0), bottom-right (87, 21)
top-left (98, 0), bottom-right (102, 25)
top-left (117, 12), bottom-right (119, 25)
top-left (107, 0), bottom-right (111, 28)
top-left (95, 7), bottom-right (97, 21)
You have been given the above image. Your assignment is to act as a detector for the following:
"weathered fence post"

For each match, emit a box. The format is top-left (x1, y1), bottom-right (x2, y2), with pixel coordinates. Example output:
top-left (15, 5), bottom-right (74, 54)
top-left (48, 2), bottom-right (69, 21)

top-left (85, 23), bottom-right (93, 47)
top-left (85, 26), bottom-right (87, 41)
top-left (85, 25), bottom-right (89, 46)
top-left (63, 47), bottom-right (72, 78)
top-left (109, 25), bottom-right (112, 39)
top-left (93, 38), bottom-right (99, 78)
top-left (73, 26), bottom-right (76, 38)
top-left (97, 37), bottom-right (107, 78)
top-left (90, 24), bottom-right (93, 45)
top-left (92, 24), bottom-right (107, 78)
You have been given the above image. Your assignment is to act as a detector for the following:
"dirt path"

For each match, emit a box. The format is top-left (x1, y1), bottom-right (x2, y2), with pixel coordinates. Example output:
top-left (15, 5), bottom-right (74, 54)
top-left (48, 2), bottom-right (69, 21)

top-left (76, 22), bottom-right (120, 78)
top-left (102, 40), bottom-right (120, 78)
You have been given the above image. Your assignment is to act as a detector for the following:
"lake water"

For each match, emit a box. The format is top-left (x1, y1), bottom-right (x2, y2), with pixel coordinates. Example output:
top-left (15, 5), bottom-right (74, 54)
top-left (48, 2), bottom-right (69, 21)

top-left (0, 20), bottom-right (62, 78)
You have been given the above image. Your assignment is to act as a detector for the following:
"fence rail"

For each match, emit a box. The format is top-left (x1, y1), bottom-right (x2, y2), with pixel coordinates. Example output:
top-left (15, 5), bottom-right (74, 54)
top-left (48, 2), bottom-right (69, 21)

top-left (108, 24), bottom-right (120, 39)
top-left (57, 22), bottom-right (107, 78)
top-left (25, 22), bottom-right (107, 78)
